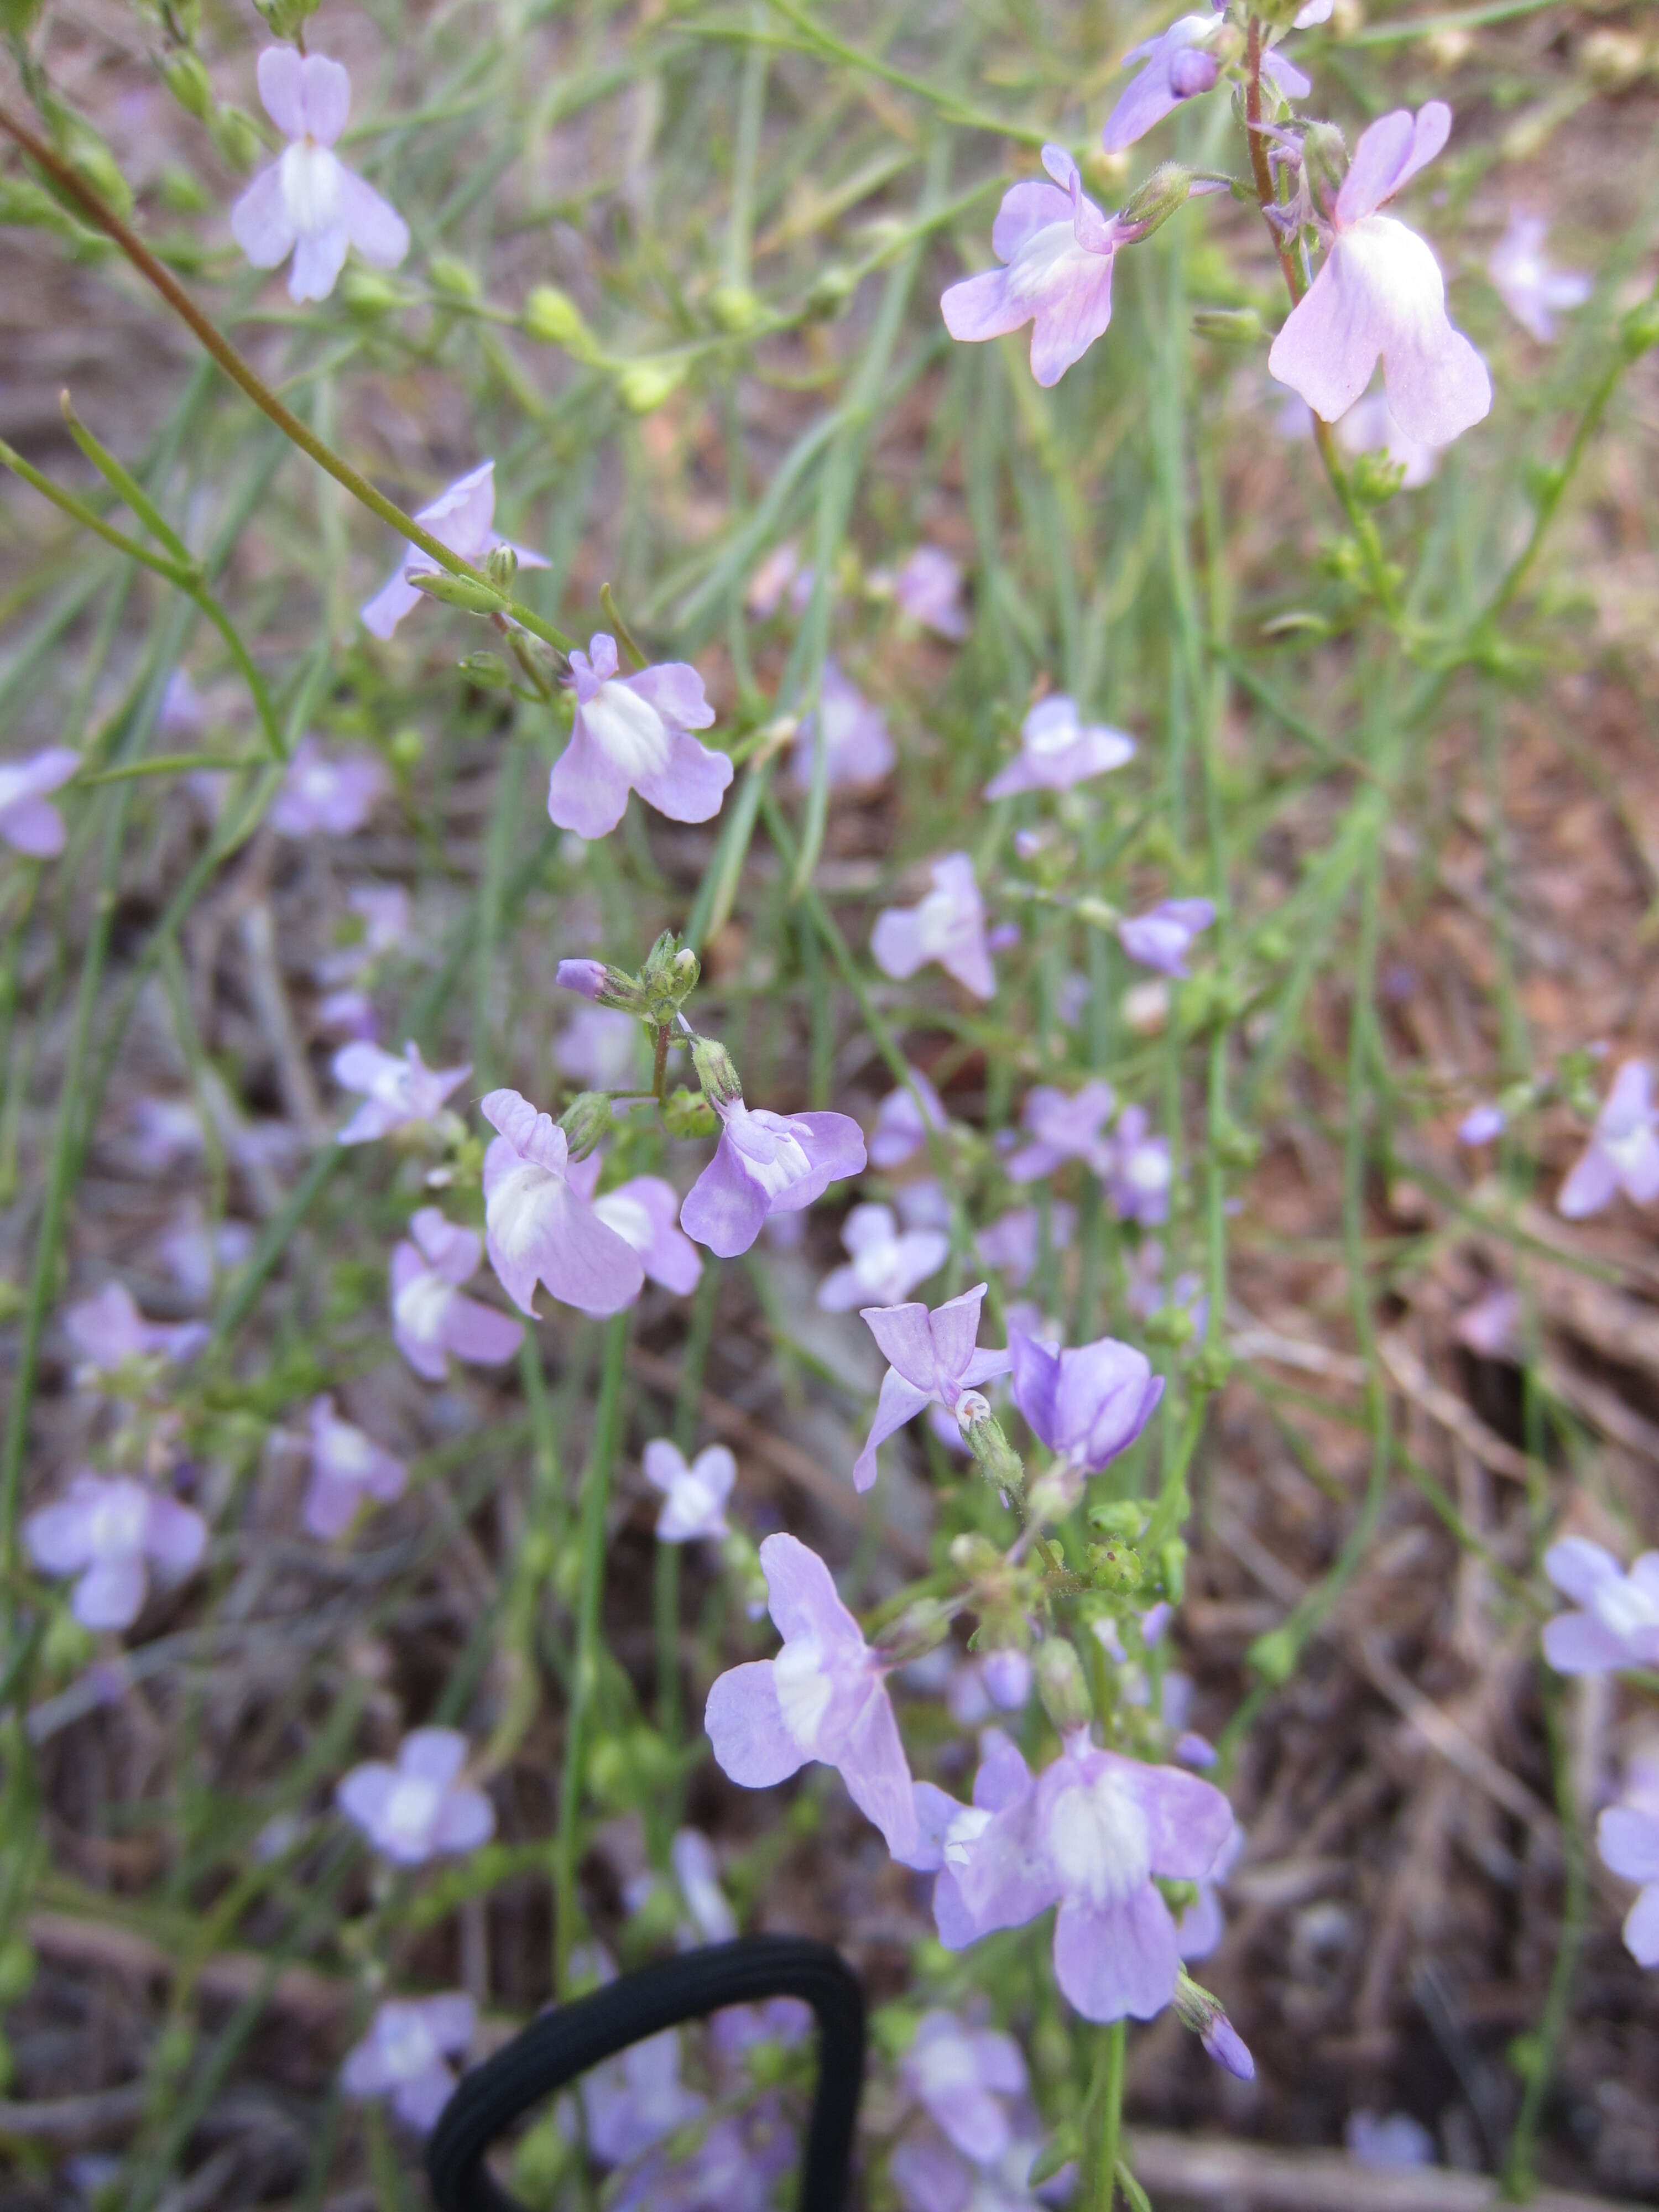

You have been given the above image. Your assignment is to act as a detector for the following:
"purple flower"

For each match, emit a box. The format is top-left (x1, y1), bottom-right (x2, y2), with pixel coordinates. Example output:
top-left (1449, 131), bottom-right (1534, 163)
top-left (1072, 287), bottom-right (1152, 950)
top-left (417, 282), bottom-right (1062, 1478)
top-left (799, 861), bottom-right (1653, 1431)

top-left (581, 2030), bottom-right (706, 2168)
top-left (1488, 213), bottom-right (1590, 343)
top-left (1009, 1328), bottom-right (1164, 1473)
top-left (818, 1203), bottom-right (948, 1312)
top-left (942, 146), bottom-right (1130, 389)
top-left (547, 634), bottom-right (732, 839)
top-left (1344, 2111), bottom-right (1435, 2169)
top-left (1541, 1538), bottom-right (1659, 1676)
top-left (1007, 1083), bottom-right (1117, 1183)
top-left (556, 958), bottom-right (609, 1000)
top-left (948, 1650), bottom-right (1035, 1726)
top-left (1175, 1818), bottom-right (1243, 1961)
top-left (559, 1005), bottom-right (641, 1089)
top-left (1268, 103), bottom-right (1492, 447)
top-left (302, 1394), bottom-right (407, 1539)
top-left (1597, 1766), bottom-right (1659, 1968)
top-left (317, 990), bottom-right (375, 1041)
top-left (342, 1994), bottom-right (474, 2132)
top-left (927, 1728), bottom-right (1234, 2022)
top-left (124, 1095), bottom-right (204, 1174)
top-left (159, 669), bottom-right (205, 738)
top-left (390, 1208), bottom-right (522, 1380)
top-left (975, 1204), bottom-right (1077, 1290)
top-left (670, 1827), bottom-right (739, 1944)
top-left (268, 738), bottom-right (388, 838)
top-left (316, 883), bottom-right (411, 985)
top-left (479, 1090), bottom-right (646, 1317)
top-left (0, 747), bottom-right (79, 858)
top-left (893, 546), bottom-right (969, 641)
top-left (872, 853), bottom-right (996, 1001)
top-left (791, 661), bottom-right (895, 791)
top-left (900, 2011), bottom-right (1028, 2166)
top-left (705, 1532), bottom-right (920, 1859)
top-left (24, 1473), bottom-right (207, 1631)
top-left (154, 1207), bottom-right (255, 1298)
top-left (642, 1439), bottom-right (735, 1543)
top-left (64, 1282), bottom-right (207, 1379)
top-left (1104, 1105), bottom-right (1171, 1225)
top-left (336, 1726), bottom-right (495, 1864)
top-left (985, 696), bottom-right (1135, 799)
top-left (1103, 11), bottom-right (1312, 152)
top-left (332, 1040), bottom-right (470, 1146)
top-left (1455, 1285), bottom-right (1521, 1361)
top-left (1118, 898), bottom-right (1215, 978)
top-left (680, 1095), bottom-right (865, 1260)
top-left (231, 49), bottom-right (409, 304)
top-left (566, 1154), bottom-right (705, 1296)
top-left (853, 1283), bottom-right (1011, 1492)
top-left (869, 1066), bottom-right (948, 1169)
top-left (361, 462), bottom-right (550, 639)
top-left (1558, 1061), bottom-right (1659, 1218)
top-left (1457, 1102), bottom-right (1506, 1146)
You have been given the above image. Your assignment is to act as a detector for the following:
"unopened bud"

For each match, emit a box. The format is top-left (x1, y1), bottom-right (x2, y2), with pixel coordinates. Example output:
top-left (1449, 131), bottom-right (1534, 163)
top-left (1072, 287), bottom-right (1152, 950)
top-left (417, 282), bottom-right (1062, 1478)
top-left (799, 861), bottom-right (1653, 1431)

top-left (163, 53), bottom-right (213, 120)
top-left (555, 958), bottom-right (645, 1013)
top-left (980, 1645), bottom-right (1034, 1709)
top-left (483, 545), bottom-right (519, 589)
top-left (709, 281), bottom-right (765, 333)
top-left (1620, 295), bottom-right (1659, 362)
top-left (559, 1091), bottom-right (612, 1161)
top-left (958, 1399), bottom-right (1026, 1498)
top-left (617, 358), bottom-right (688, 415)
top-left (1035, 1638), bottom-right (1093, 1735)
top-left (948, 1532), bottom-right (1002, 1577)
top-left (1087, 1540), bottom-right (1144, 1594)
top-left (691, 1035), bottom-right (743, 1109)
top-left (339, 264), bottom-right (403, 315)
top-left (1301, 121), bottom-right (1348, 217)
top-left (1026, 1465), bottom-right (1082, 1528)
top-left (1118, 163), bottom-right (1193, 243)
top-left (456, 651), bottom-right (513, 689)
top-left (662, 1086), bottom-right (719, 1139)
top-left (1089, 1500), bottom-right (1146, 1539)
top-left (409, 570), bottom-right (508, 615)
top-left (209, 102), bottom-right (263, 171)
top-left (428, 255), bottom-right (481, 301)
top-left (1168, 48), bottom-right (1219, 97)
top-left (1192, 305), bottom-right (1265, 343)
top-left (881, 1598), bottom-right (953, 1665)
top-left (1173, 1968), bottom-right (1255, 2080)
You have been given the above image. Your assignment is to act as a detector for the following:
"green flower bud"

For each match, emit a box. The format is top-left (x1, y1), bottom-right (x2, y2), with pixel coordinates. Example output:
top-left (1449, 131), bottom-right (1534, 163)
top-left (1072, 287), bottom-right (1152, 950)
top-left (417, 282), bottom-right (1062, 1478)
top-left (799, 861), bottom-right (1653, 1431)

top-left (1301, 121), bottom-right (1349, 219)
top-left (428, 254), bottom-right (481, 301)
top-left (1248, 1625), bottom-right (1297, 1685)
top-left (1087, 1540), bottom-right (1144, 1593)
top-left (1119, 163), bottom-right (1193, 243)
top-left (409, 570), bottom-right (509, 615)
top-left (483, 544), bottom-right (519, 589)
top-left (456, 651), bottom-right (513, 689)
top-left (691, 1034), bottom-right (743, 1109)
top-left (523, 285), bottom-right (602, 361)
top-left (163, 53), bottom-right (214, 121)
top-left (1620, 294), bottom-right (1659, 362)
top-left (1089, 1500), bottom-right (1147, 1539)
top-left (879, 1597), bottom-right (953, 1666)
top-left (1160, 1537), bottom-right (1188, 1605)
top-left (388, 727), bottom-right (424, 769)
top-left (1035, 1637), bottom-right (1093, 1735)
top-left (662, 1086), bottom-right (718, 1139)
top-left (1191, 305), bottom-right (1266, 343)
top-left (338, 263), bottom-right (404, 315)
top-left (617, 358), bottom-right (688, 415)
top-left (708, 281), bottom-right (765, 334)
top-left (958, 1397), bottom-right (1027, 1498)
top-left (559, 1091), bottom-right (613, 1161)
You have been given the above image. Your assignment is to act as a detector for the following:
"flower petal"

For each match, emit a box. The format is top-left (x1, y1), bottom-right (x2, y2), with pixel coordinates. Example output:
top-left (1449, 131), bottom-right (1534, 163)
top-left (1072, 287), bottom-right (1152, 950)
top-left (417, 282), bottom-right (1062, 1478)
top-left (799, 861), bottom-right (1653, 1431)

top-left (230, 163), bottom-right (296, 270)
top-left (337, 167), bottom-right (410, 270)
top-left (1052, 1885), bottom-right (1180, 2020)
top-left (680, 1132), bottom-right (770, 1258)
top-left (547, 716), bottom-right (633, 838)
top-left (632, 727), bottom-right (734, 825)
top-left (834, 1679), bottom-right (920, 1858)
top-left (852, 1366), bottom-right (933, 1491)
top-left (706, 1660), bottom-right (809, 1787)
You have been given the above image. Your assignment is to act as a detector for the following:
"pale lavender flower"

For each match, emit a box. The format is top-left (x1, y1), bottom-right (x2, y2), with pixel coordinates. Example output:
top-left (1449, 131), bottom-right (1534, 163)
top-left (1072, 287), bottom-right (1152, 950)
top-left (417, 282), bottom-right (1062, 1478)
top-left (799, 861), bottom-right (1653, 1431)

top-left (901, 2010), bottom-right (1028, 2165)
top-left (342, 1994), bottom-right (474, 2132)
top-left (332, 1040), bottom-right (470, 1146)
top-left (975, 1204), bottom-right (1077, 1290)
top-left (1558, 1061), bottom-right (1659, 1218)
top-left (158, 669), bottom-right (205, 738)
top-left (361, 463), bottom-right (550, 639)
top-left (154, 1207), bottom-right (255, 1298)
top-left (64, 1282), bottom-right (206, 1378)
top-left (317, 989), bottom-right (376, 1041)
top-left (1458, 1102), bottom-right (1506, 1146)
top-left (125, 1096), bottom-right (204, 1174)
top-left (642, 1439), bottom-right (735, 1544)
top-left (791, 660), bottom-right (895, 790)
top-left (336, 1726), bottom-right (495, 1864)
top-left (889, 2132), bottom-right (1050, 2212)
top-left (1269, 103), bottom-right (1492, 446)
top-left (747, 542), bottom-right (811, 620)
top-left (670, 1827), bottom-right (738, 1945)
top-left (1334, 389), bottom-right (1440, 487)
top-left (559, 1005), bottom-right (641, 1089)
top-left (1010, 1328), bottom-right (1163, 1473)
top-left (1345, 2111), bottom-right (1435, 2169)
top-left (853, 1283), bottom-right (1011, 1492)
top-left (819, 1203), bottom-right (948, 1312)
top-left (547, 634), bottom-right (731, 839)
top-left (681, 1095), bottom-right (865, 1260)
top-left (556, 958), bottom-right (609, 1000)
top-left (898, 1179), bottom-right (953, 1233)
top-left (1455, 1284), bottom-right (1521, 1361)
top-left (926, 1728), bottom-right (1233, 2022)
top-left (705, 1532), bottom-right (920, 1858)
top-left (566, 1153), bottom-right (704, 1296)
top-left (985, 696), bottom-right (1135, 799)
top-left (231, 49), bottom-right (409, 303)
top-left (1103, 12), bottom-right (1310, 153)
top-left (1597, 1764), bottom-right (1659, 1968)
top-left (268, 738), bottom-right (388, 838)
top-left (872, 853), bottom-right (996, 1001)
top-left (1118, 898), bottom-right (1215, 978)
top-left (303, 1394), bottom-right (407, 1539)
top-left (1488, 213), bottom-right (1590, 343)
top-left (316, 884), bottom-right (410, 985)
top-left (1175, 1818), bottom-right (1243, 1960)
top-left (1007, 1082), bottom-right (1117, 1183)
top-left (1123, 1238), bottom-right (1204, 1332)
top-left (0, 747), bottom-right (79, 858)
top-left (893, 547), bottom-right (968, 641)
top-left (390, 1208), bottom-right (522, 1381)
top-left (1104, 1105), bottom-right (1171, 1225)
top-left (582, 2029), bottom-right (706, 2170)
top-left (870, 1067), bottom-right (948, 1170)
top-left (1541, 1538), bottom-right (1659, 1676)
top-left (24, 1473), bottom-right (207, 1631)
top-left (478, 1091), bottom-right (645, 1317)
top-left (942, 146), bottom-right (1131, 389)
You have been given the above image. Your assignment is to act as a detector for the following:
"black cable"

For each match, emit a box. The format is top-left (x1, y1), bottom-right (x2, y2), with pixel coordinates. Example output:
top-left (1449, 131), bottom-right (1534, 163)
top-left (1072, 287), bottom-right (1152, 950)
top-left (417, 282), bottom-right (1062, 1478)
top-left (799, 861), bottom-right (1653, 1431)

top-left (426, 1934), bottom-right (865, 2212)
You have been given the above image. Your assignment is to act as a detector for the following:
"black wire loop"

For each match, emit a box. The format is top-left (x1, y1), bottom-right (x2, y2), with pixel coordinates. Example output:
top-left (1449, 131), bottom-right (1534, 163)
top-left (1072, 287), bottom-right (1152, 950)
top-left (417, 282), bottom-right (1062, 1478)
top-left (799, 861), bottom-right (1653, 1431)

top-left (426, 1934), bottom-right (866, 2212)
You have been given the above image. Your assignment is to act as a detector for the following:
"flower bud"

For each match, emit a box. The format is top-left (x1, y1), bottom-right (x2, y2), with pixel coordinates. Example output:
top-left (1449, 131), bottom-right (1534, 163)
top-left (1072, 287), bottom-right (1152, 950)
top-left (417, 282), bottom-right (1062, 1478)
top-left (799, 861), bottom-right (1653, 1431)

top-left (555, 958), bottom-right (646, 1013)
top-left (1035, 1638), bottom-right (1093, 1735)
top-left (662, 1086), bottom-right (719, 1140)
top-left (429, 255), bottom-right (481, 301)
top-left (524, 285), bottom-right (602, 362)
top-left (1301, 121), bottom-right (1349, 218)
top-left (948, 1532), bottom-right (1003, 1577)
top-left (339, 264), bottom-right (404, 315)
top-left (163, 53), bottom-right (213, 121)
top-left (879, 1597), bottom-right (953, 1666)
top-left (559, 1091), bottom-right (613, 1161)
top-left (1088, 1500), bottom-right (1146, 1539)
top-left (616, 358), bottom-right (688, 415)
top-left (1118, 163), bottom-right (1193, 244)
top-left (1025, 1464), bottom-right (1082, 1528)
top-left (691, 1035), bottom-right (743, 1109)
top-left (1168, 48), bottom-right (1219, 97)
top-left (709, 281), bottom-right (765, 333)
top-left (483, 544), bottom-right (519, 589)
top-left (1173, 1968), bottom-right (1255, 2080)
top-left (1620, 295), bottom-right (1659, 362)
top-left (1191, 305), bottom-right (1266, 343)
top-left (957, 1397), bottom-right (1026, 1498)
top-left (409, 570), bottom-right (509, 616)
top-left (980, 1645), bottom-right (1034, 1709)
top-left (1087, 1540), bottom-right (1144, 1594)
top-left (456, 651), bottom-right (513, 689)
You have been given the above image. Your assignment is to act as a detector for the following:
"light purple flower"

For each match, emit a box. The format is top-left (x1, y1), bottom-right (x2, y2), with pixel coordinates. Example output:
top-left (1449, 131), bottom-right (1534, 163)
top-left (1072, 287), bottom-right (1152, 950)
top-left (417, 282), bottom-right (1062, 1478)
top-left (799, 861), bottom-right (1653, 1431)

top-left (1104, 1105), bottom-right (1171, 1225)
top-left (124, 1095), bottom-right (204, 1174)
top-left (643, 1439), bottom-right (735, 1543)
top-left (1118, 898), bottom-right (1215, 978)
top-left (670, 1827), bottom-right (739, 1945)
top-left (1268, 103), bottom-right (1492, 447)
top-left (154, 1207), bottom-right (255, 1298)
top-left (1175, 1818), bottom-right (1243, 1961)
top-left (975, 1204), bottom-right (1076, 1290)
top-left (24, 1473), bottom-right (207, 1631)
top-left (791, 660), bottom-right (895, 790)
top-left (819, 1203), bottom-right (948, 1312)
top-left (1334, 389), bottom-right (1441, 487)
top-left (64, 1282), bottom-right (207, 1378)
top-left (547, 634), bottom-right (731, 840)
top-left (948, 1650), bottom-right (1035, 1726)
top-left (336, 1726), bottom-right (495, 1864)
top-left (361, 463), bottom-right (550, 639)
top-left (559, 1005), bottom-right (641, 1089)
top-left (231, 49), bottom-right (408, 304)
top-left (1597, 1766), bottom-right (1659, 1968)
top-left (893, 546), bottom-right (969, 641)
top-left (942, 146), bottom-right (1129, 389)
top-left (1458, 1102), bottom-right (1506, 1146)
top-left (926, 1727), bottom-right (1234, 2023)
top-left (1010, 1328), bottom-right (1163, 1473)
top-left (1345, 2111), bottom-right (1435, 2169)
top-left (985, 696), bottom-right (1135, 799)
top-left (680, 1095), bottom-right (865, 1260)
top-left (1103, 12), bottom-right (1310, 153)
top-left (302, 1394), bottom-right (407, 1539)
top-left (705, 1532), bottom-right (920, 1859)
top-left (1488, 213), bottom-right (1590, 343)
top-left (747, 541), bottom-right (812, 620)
top-left (478, 1091), bottom-right (645, 1317)
top-left (1558, 1061), bottom-right (1659, 1218)
top-left (853, 1283), bottom-right (1011, 1492)
top-left (317, 990), bottom-right (376, 1041)
top-left (332, 1040), bottom-right (470, 1146)
top-left (1007, 1083), bottom-right (1116, 1183)
top-left (581, 2030), bottom-right (706, 2168)
top-left (342, 1994), bottom-right (474, 2132)
top-left (870, 1067), bottom-right (948, 1170)
top-left (565, 1152), bottom-right (704, 1296)
top-left (556, 958), bottom-right (609, 1000)
top-left (316, 883), bottom-right (411, 986)
top-left (268, 738), bottom-right (388, 838)
top-left (0, 747), bottom-right (79, 858)
top-left (872, 853), bottom-right (996, 1001)
top-left (1455, 1284), bottom-right (1521, 1361)
top-left (1541, 1538), bottom-right (1659, 1676)
top-left (390, 1207), bottom-right (523, 1381)
top-left (159, 669), bottom-right (205, 738)
top-left (901, 2010), bottom-right (1027, 2166)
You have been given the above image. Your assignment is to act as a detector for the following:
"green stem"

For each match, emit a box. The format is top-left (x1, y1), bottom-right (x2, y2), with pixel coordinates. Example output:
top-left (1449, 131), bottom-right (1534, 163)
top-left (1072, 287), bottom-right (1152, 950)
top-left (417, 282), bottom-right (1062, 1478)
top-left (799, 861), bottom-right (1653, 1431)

top-left (1090, 2020), bottom-right (1126, 2211)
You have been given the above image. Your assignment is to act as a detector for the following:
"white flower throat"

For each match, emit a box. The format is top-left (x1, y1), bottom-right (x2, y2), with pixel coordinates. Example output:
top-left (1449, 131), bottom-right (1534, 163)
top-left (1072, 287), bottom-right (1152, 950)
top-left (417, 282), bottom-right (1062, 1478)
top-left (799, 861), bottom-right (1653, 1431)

top-left (393, 1271), bottom-right (453, 1344)
top-left (280, 140), bottom-right (345, 236)
top-left (1045, 1766), bottom-right (1150, 1907)
top-left (583, 680), bottom-right (674, 780)
top-left (774, 1635), bottom-right (834, 1749)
